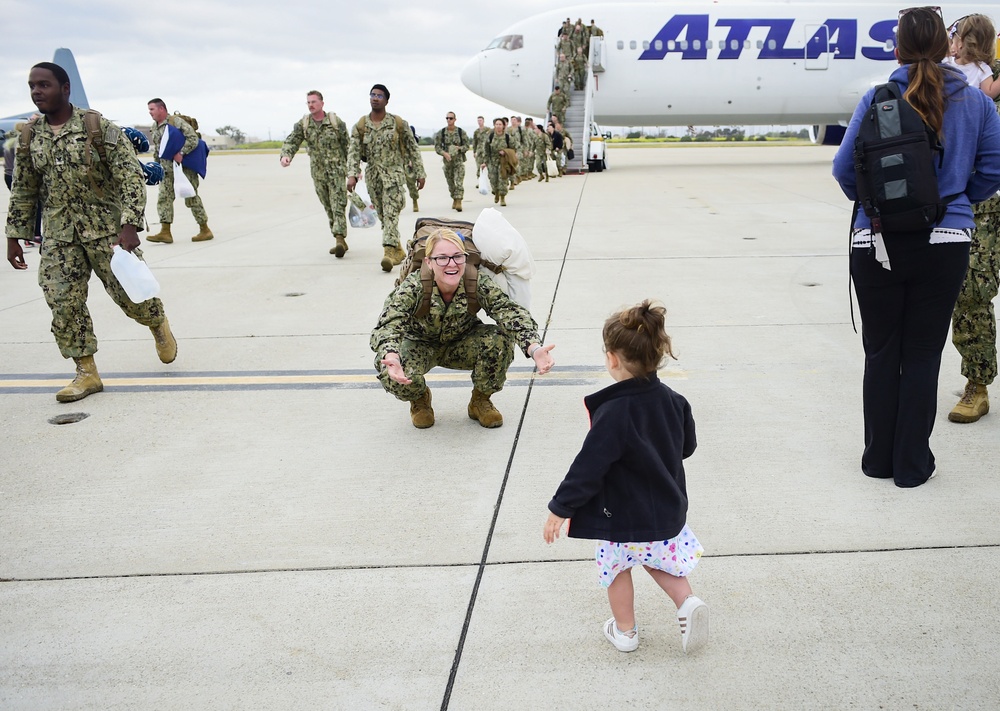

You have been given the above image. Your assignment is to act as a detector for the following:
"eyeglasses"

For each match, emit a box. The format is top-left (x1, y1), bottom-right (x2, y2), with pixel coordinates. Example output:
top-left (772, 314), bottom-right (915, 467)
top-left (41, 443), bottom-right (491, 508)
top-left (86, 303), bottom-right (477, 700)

top-left (898, 6), bottom-right (942, 20)
top-left (429, 254), bottom-right (467, 266)
top-left (369, 92), bottom-right (386, 99)
top-left (446, 116), bottom-right (456, 120)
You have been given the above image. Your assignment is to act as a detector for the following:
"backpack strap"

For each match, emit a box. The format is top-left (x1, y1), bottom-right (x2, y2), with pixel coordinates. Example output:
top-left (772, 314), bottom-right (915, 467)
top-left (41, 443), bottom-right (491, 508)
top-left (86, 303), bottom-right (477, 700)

top-left (83, 109), bottom-right (109, 198)
top-left (17, 116), bottom-right (41, 156)
top-left (464, 264), bottom-right (481, 315)
top-left (415, 260), bottom-right (435, 318)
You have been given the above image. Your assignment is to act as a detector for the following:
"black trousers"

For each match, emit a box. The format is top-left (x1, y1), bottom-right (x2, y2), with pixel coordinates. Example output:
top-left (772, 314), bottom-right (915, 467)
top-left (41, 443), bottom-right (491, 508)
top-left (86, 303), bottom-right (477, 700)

top-left (850, 233), bottom-right (970, 488)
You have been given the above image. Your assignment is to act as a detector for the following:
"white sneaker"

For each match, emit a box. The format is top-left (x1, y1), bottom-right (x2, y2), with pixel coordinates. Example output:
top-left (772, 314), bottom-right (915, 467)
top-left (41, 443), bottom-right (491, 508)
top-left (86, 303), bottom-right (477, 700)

top-left (603, 617), bottom-right (639, 652)
top-left (677, 596), bottom-right (709, 654)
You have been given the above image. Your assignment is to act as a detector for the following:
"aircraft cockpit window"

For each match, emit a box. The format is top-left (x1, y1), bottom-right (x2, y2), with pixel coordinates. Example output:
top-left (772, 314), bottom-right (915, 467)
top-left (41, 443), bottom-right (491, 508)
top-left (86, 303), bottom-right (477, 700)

top-left (485, 34), bottom-right (524, 50)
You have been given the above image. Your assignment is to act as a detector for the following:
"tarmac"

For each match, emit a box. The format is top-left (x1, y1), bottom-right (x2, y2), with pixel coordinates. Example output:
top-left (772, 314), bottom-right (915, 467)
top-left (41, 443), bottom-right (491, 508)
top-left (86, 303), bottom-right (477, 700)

top-left (1, 145), bottom-right (998, 710)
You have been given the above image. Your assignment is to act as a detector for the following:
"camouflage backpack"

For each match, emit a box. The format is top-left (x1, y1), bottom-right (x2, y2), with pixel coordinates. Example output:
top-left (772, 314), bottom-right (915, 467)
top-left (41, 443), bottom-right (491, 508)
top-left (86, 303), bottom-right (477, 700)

top-left (18, 109), bottom-right (114, 197)
top-left (170, 111), bottom-right (201, 138)
top-left (394, 217), bottom-right (504, 317)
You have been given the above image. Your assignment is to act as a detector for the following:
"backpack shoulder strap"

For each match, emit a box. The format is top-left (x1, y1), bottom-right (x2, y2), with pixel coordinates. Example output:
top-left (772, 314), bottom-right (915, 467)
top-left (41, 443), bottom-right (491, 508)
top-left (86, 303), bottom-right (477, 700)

top-left (17, 116), bottom-right (41, 155)
top-left (83, 109), bottom-right (108, 198)
top-left (464, 265), bottom-right (481, 315)
top-left (355, 116), bottom-right (367, 141)
top-left (415, 261), bottom-right (434, 318)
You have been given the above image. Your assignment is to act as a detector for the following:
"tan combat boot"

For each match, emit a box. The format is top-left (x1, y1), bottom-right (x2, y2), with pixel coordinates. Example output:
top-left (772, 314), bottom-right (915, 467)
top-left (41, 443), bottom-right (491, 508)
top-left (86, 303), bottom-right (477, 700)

top-left (538, 174), bottom-right (545, 182)
top-left (948, 380), bottom-right (989, 423)
top-left (500, 195), bottom-right (506, 207)
top-left (455, 199), bottom-right (462, 213)
top-left (151, 318), bottom-right (177, 364)
top-left (56, 355), bottom-right (103, 403)
top-left (494, 192), bottom-right (499, 204)
top-left (409, 388), bottom-right (434, 429)
top-left (192, 224), bottom-right (214, 242)
top-left (147, 223), bottom-right (173, 244)
top-left (412, 198), bottom-right (419, 212)
top-left (330, 235), bottom-right (348, 258)
top-left (381, 246), bottom-right (397, 272)
top-left (468, 388), bottom-right (503, 428)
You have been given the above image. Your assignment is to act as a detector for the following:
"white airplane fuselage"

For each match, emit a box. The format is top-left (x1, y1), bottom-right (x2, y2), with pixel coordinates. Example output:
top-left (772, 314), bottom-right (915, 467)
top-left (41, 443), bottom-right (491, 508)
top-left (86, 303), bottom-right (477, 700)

top-left (461, 2), bottom-right (998, 127)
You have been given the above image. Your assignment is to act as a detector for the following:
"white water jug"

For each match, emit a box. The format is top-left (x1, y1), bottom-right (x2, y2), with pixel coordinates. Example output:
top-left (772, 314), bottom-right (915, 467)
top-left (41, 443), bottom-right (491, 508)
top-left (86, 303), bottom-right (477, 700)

top-left (110, 246), bottom-right (160, 303)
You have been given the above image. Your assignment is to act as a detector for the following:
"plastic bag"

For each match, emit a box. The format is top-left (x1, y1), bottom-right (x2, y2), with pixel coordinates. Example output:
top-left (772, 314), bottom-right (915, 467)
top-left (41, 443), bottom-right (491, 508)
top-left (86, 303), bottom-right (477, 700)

top-left (472, 207), bottom-right (536, 309)
top-left (349, 182), bottom-right (378, 228)
top-left (477, 171), bottom-right (490, 196)
top-left (111, 245), bottom-right (160, 303)
top-left (173, 163), bottom-right (195, 199)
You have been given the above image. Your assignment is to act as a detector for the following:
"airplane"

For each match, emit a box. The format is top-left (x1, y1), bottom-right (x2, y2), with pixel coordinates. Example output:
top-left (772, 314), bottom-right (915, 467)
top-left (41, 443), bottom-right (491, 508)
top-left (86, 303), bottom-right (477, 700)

top-left (461, 3), bottom-right (999, 147)
top-left (1, 48), bottom-right (90, 134)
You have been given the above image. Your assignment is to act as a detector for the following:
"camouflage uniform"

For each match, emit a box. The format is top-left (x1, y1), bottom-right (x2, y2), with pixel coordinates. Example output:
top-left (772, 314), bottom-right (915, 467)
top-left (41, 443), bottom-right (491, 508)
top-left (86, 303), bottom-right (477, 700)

top-left (434, 126), bottom-right (470, 200)
top-left (280, 112), bottom-right (349, 238)
top-left (472, 126), bottom-right (491, 177)
top-left (951, 63), bottom-right (1000, 388)
top-left (347, 112), bottom-right (425, 248)
top-left (952, 194), bottom-right (1000, 385)
top-left (6, 108), bottom-right (166, 358)
top-left (572, 50), bottom-right (588, 90)
top-left (509, 125), bottom-right (532, 180)
top-left (150, 114), bottom-right (208, 225)
top-left (370, 270), bottom-right (541, 401)
top-left (477, 130), bottom-right (514, 198)
top-left (556, 58), bottom-right (573, 96)
top-left (547, 90), bottom-right (570, 127)
top-left (535, 130), bottom-right (552, 177)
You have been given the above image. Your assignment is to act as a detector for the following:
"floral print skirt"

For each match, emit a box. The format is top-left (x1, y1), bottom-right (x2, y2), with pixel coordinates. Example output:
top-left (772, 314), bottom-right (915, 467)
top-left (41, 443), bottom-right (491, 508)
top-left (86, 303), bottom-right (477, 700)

top-left (595, 525), bottom-right (703, 588)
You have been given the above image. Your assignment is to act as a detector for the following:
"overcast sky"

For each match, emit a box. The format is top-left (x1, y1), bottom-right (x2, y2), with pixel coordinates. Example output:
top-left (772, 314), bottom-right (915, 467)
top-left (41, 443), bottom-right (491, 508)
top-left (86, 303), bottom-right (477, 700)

top-left (1, 0), bottom-right (594, 140)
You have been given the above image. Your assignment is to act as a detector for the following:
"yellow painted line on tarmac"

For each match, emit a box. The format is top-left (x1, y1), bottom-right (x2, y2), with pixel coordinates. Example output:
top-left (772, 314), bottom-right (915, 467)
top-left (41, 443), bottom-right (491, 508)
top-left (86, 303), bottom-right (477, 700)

top-left (0, 366), bottom-right (687, 392)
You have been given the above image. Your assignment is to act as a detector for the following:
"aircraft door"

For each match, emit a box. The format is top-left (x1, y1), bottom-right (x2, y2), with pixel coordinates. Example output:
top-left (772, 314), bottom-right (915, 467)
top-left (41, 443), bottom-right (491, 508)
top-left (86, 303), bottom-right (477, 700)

top-left (805, 25), bottom-right (829, 70)
top-left (590, 35), bottom-right (606, 73)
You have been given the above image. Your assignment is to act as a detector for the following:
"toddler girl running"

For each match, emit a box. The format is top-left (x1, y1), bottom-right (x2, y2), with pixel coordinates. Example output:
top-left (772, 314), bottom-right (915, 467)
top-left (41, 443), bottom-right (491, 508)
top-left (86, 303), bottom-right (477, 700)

top-left (543, 300), bottom-right (708, 654)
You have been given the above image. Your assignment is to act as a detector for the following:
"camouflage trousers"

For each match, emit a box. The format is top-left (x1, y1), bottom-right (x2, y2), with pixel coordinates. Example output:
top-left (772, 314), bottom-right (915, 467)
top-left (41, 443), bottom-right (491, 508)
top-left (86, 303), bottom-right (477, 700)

top-left (311, 170), bottom-right (348, 237)
top-left (377, 324), bottom-right (515, 401)
top-left (405, 171), bottom-right (420, 203)
top-left (366, 168), bottom-right (407, 248)
top-left (486, 157), bottom-right (508, 197)
top-left (952, 214), bottom-right (1000, 385)
top-left (442, 157), bottom-right (465, 200)
top-left (38, 237), bottom-right (166, 359)
top-left (535, 152), bottom-right (549, 177)
top-left (157, 161), bottom-right (208, 225)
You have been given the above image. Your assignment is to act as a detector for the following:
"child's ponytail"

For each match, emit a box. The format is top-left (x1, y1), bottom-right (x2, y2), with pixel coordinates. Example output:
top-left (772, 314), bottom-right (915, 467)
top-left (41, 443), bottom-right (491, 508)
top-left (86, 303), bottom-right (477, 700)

top-left (603, 299), bottom-right (675, 378)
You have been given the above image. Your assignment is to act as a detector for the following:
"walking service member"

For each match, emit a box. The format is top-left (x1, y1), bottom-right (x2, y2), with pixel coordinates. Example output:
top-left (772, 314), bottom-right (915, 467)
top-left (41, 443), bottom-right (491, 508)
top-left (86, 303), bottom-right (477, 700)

top-left (832, 6), bottom-right (1000, 487)
top-left (280, 90), bottom-right (350, 257)
top-left (347, 84), bottom-right (426, 272)
top-left (5, 62), bottom-right (177, 403)
top-left (146, 98), bottom-right (213, 244)
top-left (544, 300), bottom-right (708, 655)
top-left (371, 228), bottom-right (554, 429)
top-left (434, 111), bottom-right (469, 212)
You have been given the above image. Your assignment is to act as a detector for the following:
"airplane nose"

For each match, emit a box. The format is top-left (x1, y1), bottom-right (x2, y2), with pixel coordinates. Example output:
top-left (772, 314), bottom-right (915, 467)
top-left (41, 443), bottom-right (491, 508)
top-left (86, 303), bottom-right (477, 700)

top-left (460, 54), bottom-right (483, 97)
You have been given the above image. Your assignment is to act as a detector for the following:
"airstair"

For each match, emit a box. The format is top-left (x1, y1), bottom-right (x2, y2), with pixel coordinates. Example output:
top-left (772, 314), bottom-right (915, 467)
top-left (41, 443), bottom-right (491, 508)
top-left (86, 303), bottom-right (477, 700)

top-left (548, 35), bottom-right (604, 174)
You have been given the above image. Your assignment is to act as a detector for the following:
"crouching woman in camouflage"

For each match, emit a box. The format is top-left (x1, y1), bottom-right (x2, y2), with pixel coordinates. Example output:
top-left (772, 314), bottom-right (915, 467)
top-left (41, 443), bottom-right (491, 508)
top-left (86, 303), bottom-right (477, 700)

top-left (371, 229), bottom-right (555, 428)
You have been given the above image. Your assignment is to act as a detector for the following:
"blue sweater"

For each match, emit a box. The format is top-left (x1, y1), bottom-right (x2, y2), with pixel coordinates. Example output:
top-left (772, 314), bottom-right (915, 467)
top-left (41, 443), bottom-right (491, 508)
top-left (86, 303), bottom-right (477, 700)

top-left (548, 374), bottom-right (696, 542)
top-left (832, 64), bottom-right (1000, 231)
